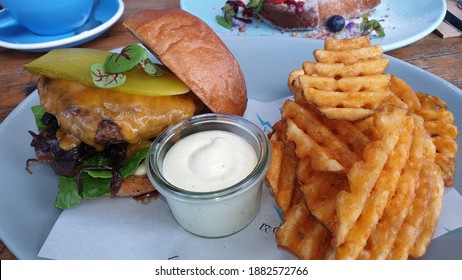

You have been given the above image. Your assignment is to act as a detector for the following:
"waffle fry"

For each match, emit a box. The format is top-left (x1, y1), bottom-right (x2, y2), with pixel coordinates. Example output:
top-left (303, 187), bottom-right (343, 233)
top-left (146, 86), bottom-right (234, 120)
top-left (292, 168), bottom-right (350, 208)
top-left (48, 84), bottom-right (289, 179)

top-left (390, 76), bottom-right (421, 112)
top-left (302, 59), bottom-right (389, 78)
top-left (335, 106), bottom-right (407, 247)
top-left (300, 171), bottom-right (348, 231)
top-left (303, 88), bottom-right (389, 109)
top-left (282, 100), bottom-right (360, 168)
top-left (410, 163), bottom-right (444, 258)
top-left (387, 130), bottom-right (436, 259)
top-left (324, 36), bottom-right (371, 50)
top-left (273, 141), bottom-right (299, 213)
top-left (286, 119), bottom-right (344, 172)
top-left (313, 45), bottom-right (383, 64)
top-left (299, 74), bottom-right (391, 92)
top-left (318, 107), bottom-right (374, 121)
top-left (416, 92), bottom-right (458, 186)
top-left (265, 36), bottom-right (458, 260)
top-left (360, 116), bottom-right (426, 259)
top-left (275, 201), bottom-right (335, 260)
top-left (335, 116), bottom-right (415, 259)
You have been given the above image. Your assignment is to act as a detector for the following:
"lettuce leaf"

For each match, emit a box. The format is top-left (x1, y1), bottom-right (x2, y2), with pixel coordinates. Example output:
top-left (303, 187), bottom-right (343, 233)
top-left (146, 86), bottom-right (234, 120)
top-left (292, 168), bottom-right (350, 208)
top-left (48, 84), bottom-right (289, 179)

top-left (31, 105), bottom-right (150, 209)
top-left (31, 105), bottom-right (48, 131)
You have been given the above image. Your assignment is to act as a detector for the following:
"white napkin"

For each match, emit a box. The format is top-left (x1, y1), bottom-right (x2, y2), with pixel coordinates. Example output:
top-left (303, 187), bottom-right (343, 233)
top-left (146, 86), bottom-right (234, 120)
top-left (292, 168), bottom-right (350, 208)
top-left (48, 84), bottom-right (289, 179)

top-left (38, 98), bottom-right (462, 259)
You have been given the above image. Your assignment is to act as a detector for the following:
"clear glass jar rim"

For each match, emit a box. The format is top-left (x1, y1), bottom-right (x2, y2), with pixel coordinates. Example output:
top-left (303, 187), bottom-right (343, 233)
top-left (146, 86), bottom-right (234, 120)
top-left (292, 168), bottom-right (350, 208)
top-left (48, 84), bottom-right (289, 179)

top-left (147, 113), bottom-right (271, 201)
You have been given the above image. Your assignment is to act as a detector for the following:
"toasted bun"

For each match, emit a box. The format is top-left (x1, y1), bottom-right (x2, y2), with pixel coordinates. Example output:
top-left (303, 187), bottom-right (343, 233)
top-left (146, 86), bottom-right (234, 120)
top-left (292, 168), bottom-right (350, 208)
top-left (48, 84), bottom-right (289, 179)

top-left (117, 174), bottom-right (155, 197)
top-left (123, 9), bottom-right (247, 116)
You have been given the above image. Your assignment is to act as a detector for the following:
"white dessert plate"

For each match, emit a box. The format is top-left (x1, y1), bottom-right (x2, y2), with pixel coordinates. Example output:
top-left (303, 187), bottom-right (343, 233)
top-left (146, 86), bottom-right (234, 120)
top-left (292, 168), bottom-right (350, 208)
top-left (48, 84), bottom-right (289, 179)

top-left (0, 0), bottom-right (124, 52)
top-left (0, 36), bottom-right (460, 259)
top-left (180, 0), bottom-right (446, 52)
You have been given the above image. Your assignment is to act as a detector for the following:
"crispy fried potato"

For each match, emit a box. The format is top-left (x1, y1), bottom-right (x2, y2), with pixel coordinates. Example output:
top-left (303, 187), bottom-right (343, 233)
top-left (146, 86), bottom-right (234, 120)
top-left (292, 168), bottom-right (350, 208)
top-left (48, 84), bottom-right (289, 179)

top-left (276, 202), bottom-right (335, 260)
top-left (303, 88), bottom-right (389, 109)
top-left (288, 69), bottom-right (304, 97)
top-left (416, 92), bottom-right (458, 186)
top-left (270, 36), bottom-right (457, 260)
top-left (302, 59), bottom-right (389, 78)
top-left (336, 116), bottom-right (414, 259)
top-left (300, 171), bottom-right (348, 232)
top-left (324, 36), bottom-right (371, 50)
top-left (318, 107), bottom-right (374, 121)
top-left (299, 74), bottom-right (391, 92)
top-left (387, 131), bottom-right (436, 260)
top-left (389, 76), bottom-right (421, 112)
top-left (410, 163), bottom-right (444, 258)
top-left (361, 116), bottom-right (426, 259)
top-left (282, 100), bottom-right (360, 168)
top-left (274, 142), bottom-right (299, 213)
top-left (314, 45), bottom-right (383, 64)
top-left (286, 119), bottom-right (344, 172)
top-left (334, 106), bottom-right (407, 247)
top-left (266, 139), bottom-right (284, 195)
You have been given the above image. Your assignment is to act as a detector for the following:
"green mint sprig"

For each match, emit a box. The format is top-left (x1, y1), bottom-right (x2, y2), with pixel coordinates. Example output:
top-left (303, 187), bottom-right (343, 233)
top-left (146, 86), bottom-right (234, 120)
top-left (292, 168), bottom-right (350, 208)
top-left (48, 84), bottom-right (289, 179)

top-left (360, 14), bottom-right (385, 37)
top-left (91, 44), bottom-right (164, 89)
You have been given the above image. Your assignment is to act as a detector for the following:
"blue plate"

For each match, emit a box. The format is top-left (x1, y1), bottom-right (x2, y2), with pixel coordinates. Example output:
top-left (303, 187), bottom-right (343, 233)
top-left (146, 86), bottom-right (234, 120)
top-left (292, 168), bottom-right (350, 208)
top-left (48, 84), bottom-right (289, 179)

top-left (0, 0), bottom-right (124, 52)
top-left (180, 0), bottom-right (446, 51)
top-left (0, 37), bottom-right (460, 259)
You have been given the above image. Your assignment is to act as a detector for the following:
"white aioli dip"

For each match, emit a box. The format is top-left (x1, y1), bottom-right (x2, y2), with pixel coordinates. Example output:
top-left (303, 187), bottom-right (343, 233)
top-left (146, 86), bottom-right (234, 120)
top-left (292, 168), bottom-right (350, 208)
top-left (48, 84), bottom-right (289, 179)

top-left (162, 130), bottom-right (257, 192)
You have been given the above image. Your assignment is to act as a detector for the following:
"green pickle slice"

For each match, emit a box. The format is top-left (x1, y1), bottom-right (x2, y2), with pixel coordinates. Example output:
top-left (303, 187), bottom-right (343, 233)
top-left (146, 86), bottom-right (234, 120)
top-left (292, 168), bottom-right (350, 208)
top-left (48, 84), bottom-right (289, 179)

top-left (23, 48), bottom-right (190, 96)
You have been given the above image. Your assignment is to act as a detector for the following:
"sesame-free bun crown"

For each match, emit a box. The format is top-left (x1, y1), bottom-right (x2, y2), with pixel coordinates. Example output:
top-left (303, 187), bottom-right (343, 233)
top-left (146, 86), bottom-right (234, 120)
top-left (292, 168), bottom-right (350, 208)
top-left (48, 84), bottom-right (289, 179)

top-left (124, 9), bottom-right (247, 116)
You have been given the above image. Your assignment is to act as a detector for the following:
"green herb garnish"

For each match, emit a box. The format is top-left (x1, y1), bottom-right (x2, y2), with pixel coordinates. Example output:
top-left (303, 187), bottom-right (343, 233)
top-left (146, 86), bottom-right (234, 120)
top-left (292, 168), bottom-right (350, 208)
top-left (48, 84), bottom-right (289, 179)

top-left (31, 105), bottom-right (48, 131)
top-left (90, 63), bottom-right (127, 88)
top-left (216, 2), bottom-right (237, 29)
top-left (29, 104), bottom-right (151, 209)
top-left (216, 0), bottom-right (264, 29)
top-left (54, 148), bottom-right (149, 209)
top-left (360, 14), bottom-right (385, 37)
top-left (91, 44), bottom-right (163, 89)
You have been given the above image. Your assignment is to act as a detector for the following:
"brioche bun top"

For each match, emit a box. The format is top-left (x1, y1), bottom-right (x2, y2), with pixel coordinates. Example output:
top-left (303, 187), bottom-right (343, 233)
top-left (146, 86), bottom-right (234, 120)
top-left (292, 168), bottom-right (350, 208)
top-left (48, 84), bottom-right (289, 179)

top-left (123, 9), bottom-right (247, 116)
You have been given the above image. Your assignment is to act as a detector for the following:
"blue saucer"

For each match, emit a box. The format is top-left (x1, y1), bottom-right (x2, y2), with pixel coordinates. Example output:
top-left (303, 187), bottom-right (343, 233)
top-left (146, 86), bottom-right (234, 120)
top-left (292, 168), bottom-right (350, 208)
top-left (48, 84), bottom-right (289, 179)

top-left (0, 0), bottom-right (124, 52)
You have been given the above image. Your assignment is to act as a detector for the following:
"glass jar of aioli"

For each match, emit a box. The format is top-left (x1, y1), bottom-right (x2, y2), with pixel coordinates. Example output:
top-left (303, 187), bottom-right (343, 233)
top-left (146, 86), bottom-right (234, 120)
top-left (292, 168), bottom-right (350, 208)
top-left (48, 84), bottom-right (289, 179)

top-left (146, 113), bottom-right (271, 238)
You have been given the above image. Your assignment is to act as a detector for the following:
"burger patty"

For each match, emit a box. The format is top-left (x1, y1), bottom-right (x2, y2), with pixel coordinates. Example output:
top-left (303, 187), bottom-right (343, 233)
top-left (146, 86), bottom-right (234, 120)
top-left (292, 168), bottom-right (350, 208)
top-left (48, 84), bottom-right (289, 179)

top-left (94, 119), bottom-right (124, 144)
top-left (38, 77), bottom-right (198, 151)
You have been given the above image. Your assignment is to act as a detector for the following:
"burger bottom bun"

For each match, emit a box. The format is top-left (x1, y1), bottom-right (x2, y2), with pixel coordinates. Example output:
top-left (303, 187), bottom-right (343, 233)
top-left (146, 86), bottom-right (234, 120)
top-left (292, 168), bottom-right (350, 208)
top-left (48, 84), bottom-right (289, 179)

top-left (117, 174), bottom-right (155, 197)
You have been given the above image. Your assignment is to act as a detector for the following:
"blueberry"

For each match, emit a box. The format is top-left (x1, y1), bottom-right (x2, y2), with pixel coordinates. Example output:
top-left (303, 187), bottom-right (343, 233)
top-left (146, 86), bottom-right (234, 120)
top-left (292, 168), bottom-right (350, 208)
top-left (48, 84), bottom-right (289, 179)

top-left (326, 15), bottom-right (345, 33)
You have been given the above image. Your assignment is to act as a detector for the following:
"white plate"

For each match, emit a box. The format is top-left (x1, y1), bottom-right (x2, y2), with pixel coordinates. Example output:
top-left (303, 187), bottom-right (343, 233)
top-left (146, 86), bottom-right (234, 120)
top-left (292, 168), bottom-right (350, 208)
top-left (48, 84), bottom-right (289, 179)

top-left (0, 0), bottom-right (124, 52)
top-left (180, 0), bottom-right (446, 52)
top-left (0, 36), bottom-right (461, 259)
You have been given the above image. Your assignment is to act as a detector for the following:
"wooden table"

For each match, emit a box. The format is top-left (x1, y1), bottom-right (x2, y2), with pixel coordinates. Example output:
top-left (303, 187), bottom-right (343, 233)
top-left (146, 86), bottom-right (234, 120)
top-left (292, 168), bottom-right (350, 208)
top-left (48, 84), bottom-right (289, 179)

top-left (1, 0), bottom-right (461, 260)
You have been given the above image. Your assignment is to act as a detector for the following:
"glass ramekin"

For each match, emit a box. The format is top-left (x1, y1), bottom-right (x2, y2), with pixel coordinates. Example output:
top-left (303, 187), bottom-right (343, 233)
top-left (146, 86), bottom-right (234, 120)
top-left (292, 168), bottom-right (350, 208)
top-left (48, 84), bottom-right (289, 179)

top-left (146, 113), bottom-right (271, 238)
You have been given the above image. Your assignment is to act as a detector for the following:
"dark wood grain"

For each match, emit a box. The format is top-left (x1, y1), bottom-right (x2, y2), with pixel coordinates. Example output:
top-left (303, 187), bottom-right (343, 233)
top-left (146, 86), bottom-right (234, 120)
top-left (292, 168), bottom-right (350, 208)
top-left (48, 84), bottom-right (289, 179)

top-left (0, 0), bottom-right (460, 260)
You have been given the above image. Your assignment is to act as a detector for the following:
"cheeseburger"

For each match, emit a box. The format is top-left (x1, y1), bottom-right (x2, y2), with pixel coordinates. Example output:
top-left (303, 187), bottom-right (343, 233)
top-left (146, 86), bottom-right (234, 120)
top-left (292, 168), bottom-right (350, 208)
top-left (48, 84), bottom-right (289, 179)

top-left (25, 9), bottom-right (247, 208)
